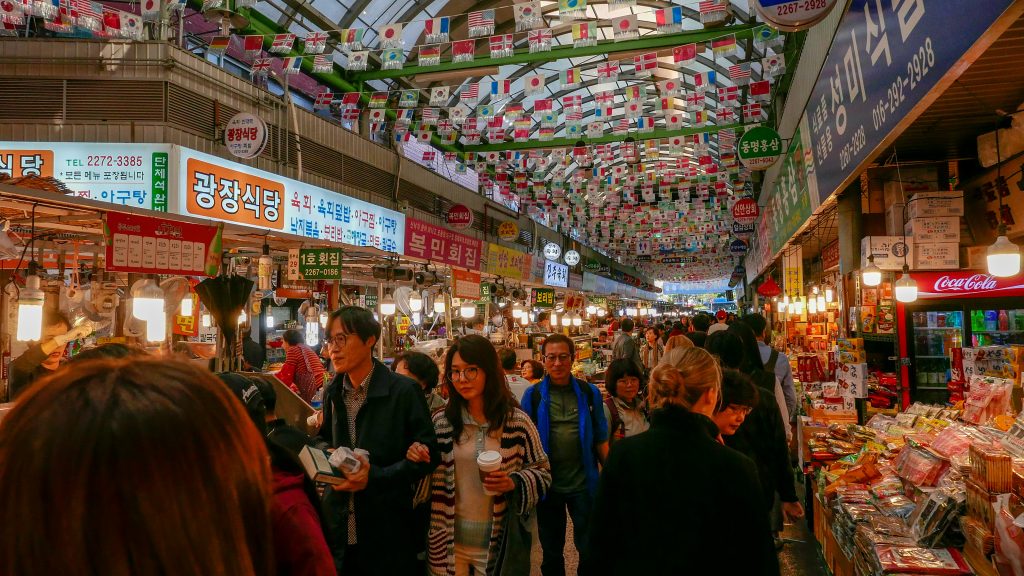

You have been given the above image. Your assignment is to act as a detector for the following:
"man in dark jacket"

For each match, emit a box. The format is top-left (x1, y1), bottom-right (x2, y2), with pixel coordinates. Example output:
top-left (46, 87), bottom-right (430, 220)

top-left (317, 306), bottom-right (439, 576)
top-left (9, 311), bottom-right (89, 401)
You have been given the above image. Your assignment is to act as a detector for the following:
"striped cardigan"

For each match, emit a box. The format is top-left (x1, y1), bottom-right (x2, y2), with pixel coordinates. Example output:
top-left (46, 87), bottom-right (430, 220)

top-left (426, 408), bottom-right (551, 576)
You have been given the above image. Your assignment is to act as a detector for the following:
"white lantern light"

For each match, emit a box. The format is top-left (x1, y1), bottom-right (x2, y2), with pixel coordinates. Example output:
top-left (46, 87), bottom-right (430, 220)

top-left (380, 293), bottom-right (397, 316)
top-left (988, 235), bottom-right (1022, 277)
top-left (459, 300), bottom-right (476, 319)
top-left (412, 312), bottom-right (421, 325)
top-left (320, 310), bottom-right (329, 328)
top-left (776, 299), bottom-right (786, 314)
top-left (560, 314), bottom-right (571, 327)
top-left (15, 272), bottom-right (44, 342)
top-left (862, 255), bottom-right (882, 287)
top-left (257, 243), bottom-right (273, 292)
top-left (512, 304), bottom-right (524, 319)
top-left (549, 312), bottom-right (558, 327)
top-left (146, 312), bottom-right (166, 342)
top-left (238, 309), bottom-right (248, 325)
top-left (816, 295), bottom-right (826, 310)
top-left (586, 305), bottom-right (597, 315)
top-left (597, 308), bottom-right (606, 317)
top-left (807, 298), bottom-right (817, 314)
top-left (180, 294), bottom-right (194, 317)
top-left (434, 297), bottom-right (446, 314)
top-left (895, 267), bottom-right (919, 303)
top-left (266, 306), bottom-right (275, 328)
top-left (131, 278), bottom-right (165, 321)
top-left (409, 291), bottom-right (423, 313)
top-left (571, 313), bottom-right (582, 327)
top-left (202, 313), bottom-right (212, 328)
top-left (825, 287), bottom-right (834, 303)
top-left (519, 314), bottom-right (529, 326)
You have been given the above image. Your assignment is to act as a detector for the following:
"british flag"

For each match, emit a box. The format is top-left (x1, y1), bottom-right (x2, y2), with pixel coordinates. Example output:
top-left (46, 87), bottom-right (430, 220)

top-left (250, 58), bottom-right (272, 76)
top-left (304, 31), bottom-right (328, 54)
top-left (597, 61), bottom-right (619, 82)
top-left (528, 28), bottom-right (551, 52)
top-left (594, 90), bottom-right (615, 105)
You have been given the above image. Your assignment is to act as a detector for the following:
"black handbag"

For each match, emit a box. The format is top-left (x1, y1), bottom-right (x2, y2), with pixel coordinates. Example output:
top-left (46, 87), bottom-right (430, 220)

top-left (496, 483), bottom-right (533, 576)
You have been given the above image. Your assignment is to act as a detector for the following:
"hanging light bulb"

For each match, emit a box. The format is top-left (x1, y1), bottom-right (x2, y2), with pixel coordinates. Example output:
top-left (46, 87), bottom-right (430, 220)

top-left (15, 268), bottom-right (44, 342)
top-left (238, 309), bottom-right (248, 325)
top-left (777, 299), bottom-right (786, 314)
top-left (816, 295), bottom-right (826, 310)
top-left (550, 312), bottom-right (558, 327)
top-left (783, 293), bottom-right (790, 306)
top-left (257, 242), bottom-right (273, 292)
top-left (862, 255), bottom-right (882, 287)
top-left (266, 306), bottom-right (275, 328)
top-left (202, 313), bottom-right (212, 328)
top-left (146, 312), bottom-right (166, 343)
top-left (380, 292), bottom-right (396, 316)
top-left (571, 313), bottom-right (582, 327)
top-left (433, 296), bottom-right (446, 314)
top-left (586, 305), bottom-right (597, 316)
top-left (895, 266), bottom-right (919, 303)
top-left (519, 314), bottom-right (529, 326)
top-left (597, 308), bottom-right (606, 317)
top-left (808, 297), bottom-right (817, 315)
top-left (795, 298), bottom-right (805, 315)
top-left (459, 300), bottom-right (476, 319)
top-left (412, 311), bottom-right (421, 325)
top-left (131, 277), bottom-right (165, 321)
top-left (409, 291), bottom-right (423, 313)
top-left (825, 287), bottom-right (834, 303)
top-left (988, 234), bottom-right (1021, 277)
top-left (320, 310), bottom-right (329, 328)
top-left (560, 314), bottom-right (571, 327)
top-left (180, 294), bottom-right (194, 317)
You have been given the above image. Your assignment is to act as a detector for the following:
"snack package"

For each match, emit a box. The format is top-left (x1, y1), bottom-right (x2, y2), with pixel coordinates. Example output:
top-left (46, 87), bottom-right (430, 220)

top-left (873, 545), bottom-right (972, 575)
top-left (994, 493), bottom-right (1024, 575)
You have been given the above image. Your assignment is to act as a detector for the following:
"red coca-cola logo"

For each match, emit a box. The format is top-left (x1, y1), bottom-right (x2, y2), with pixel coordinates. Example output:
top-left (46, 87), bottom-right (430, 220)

top-left (933, 274), bottom-right (998, 293)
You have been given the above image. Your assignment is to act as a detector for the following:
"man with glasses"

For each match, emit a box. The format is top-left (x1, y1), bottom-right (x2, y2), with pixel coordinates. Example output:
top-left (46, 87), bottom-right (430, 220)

top-left (317, 306), bottom-right (439, 576)
top-left (523, 333), bottom-right (608, 576)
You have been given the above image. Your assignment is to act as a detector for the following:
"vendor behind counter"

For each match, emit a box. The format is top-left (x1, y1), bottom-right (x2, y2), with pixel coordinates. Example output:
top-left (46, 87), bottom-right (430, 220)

top-left (8, 310), bottom-right (89, 401)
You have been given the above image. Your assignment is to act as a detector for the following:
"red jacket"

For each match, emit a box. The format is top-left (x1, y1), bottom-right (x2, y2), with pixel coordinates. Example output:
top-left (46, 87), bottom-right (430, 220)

top-left (276, 344), bottom-right (327, 404)
top-left (271, 469), bottom-right (335, 576)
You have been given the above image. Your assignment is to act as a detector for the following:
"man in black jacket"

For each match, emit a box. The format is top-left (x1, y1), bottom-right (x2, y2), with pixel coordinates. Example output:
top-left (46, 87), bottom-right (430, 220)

top-left (317, 306), bottom-right (439, 576)
top-left (9, 311), bottom-right (90, 401)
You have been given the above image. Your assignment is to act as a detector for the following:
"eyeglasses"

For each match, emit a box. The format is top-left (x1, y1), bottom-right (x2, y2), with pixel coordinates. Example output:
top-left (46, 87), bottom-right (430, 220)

top-left (723, 404), bottom-right (753, 416)
top-left (448, 366), bottom-right (480, 382)
top-left (616, 377), bottom-right (640, 387)
top-left (325, 333), bottom-right (350, 348)
top-left (544, 354), bottom-right (572, 363)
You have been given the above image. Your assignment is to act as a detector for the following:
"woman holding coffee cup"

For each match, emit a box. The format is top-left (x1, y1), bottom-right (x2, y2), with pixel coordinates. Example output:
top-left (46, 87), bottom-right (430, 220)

top-left (406, 335), bottom-right (551, 576)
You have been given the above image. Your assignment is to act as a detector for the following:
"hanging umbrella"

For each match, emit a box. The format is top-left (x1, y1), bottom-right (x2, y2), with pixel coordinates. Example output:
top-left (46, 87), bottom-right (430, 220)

top-left (196, 273), bottom-right (254, 371)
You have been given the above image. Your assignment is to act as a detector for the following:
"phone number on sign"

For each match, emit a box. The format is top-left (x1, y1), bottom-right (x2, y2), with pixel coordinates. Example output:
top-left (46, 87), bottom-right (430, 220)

top-left (772, 0), bottom-right (829, 16)
top-left (86, 155), bottom-right (144, 167)
top-left (871, 37), bottom-right (935, 131)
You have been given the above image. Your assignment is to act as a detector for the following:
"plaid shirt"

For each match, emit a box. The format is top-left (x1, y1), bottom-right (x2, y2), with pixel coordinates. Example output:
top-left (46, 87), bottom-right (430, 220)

top-left (342, 364), bottom-right (374, 544)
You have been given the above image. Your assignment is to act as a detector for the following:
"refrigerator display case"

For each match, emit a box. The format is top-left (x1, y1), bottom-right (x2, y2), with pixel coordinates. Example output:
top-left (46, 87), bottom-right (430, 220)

top-left (896, 270), bottom-right (1024, 405)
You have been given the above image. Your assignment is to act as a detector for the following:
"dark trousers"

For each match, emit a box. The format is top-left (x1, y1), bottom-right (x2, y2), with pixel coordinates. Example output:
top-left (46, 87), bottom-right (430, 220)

top-left (536, 490), bottom-right (594, 576)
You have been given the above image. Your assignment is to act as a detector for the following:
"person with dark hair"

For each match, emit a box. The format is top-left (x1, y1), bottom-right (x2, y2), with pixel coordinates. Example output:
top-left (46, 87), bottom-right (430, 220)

top-left (318, 306), bottom-right (439, 576)
top-left (247, 374), bottom-right (320, 458)
top-left (521, 359), bottom-right (545, 384)
top-left (406, 335), bottom-right (551, 575)
top-left (603, 358), bottom-right (648, 444)
top-left (0, 358), bottom-right (274, 576)
top-left (9, 310), bottom-right (90, 400)
top-left (691, 313), bottom-right (712, 333)
top-left (711, 369), bottom-right (759, 439)
top-left (523, 333), bottom-right (608, 576)
top-left (687, 331), bottom-right (707, 349)
top-left (392, 351), bottom-right (445, 412)
top-left (217, 372), bottom-right (335, 576)
top-left (640, 326), bottom-right (664, 370)
top-left (704, 330), bottom-right (745, 369)
top-left (743, 313), bottom-right (796, 423)
top-left (68, 342), bottom-right (145, 363)
top-left (611, 317), bottom-right (643, 374)
top-left (498, 346), bottom-right (532, 403)
top-left (242, 326), bottom-right (266, 372)
top-left (276, 328), bottom-right (327, 405)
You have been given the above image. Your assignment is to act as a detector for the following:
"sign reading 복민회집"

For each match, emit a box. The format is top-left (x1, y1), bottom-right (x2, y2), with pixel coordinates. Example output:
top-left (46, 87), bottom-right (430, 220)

top-left (805, 0), bottom-right (1016, 205)
top-left (0, 142), bottom-right (171, 211)
top-left (178, 148), bottom-right (404, 253)
top-left (404, 218), bottom-right (482, 270)
top-left (104, 211), bottom-right (222, 277)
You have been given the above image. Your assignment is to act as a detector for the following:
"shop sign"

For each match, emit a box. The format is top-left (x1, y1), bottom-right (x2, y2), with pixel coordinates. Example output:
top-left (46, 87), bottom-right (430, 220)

top-left (806, 0), bottom-right (1016, 205)
top-left (659, 257), bottom-right (683, 264)
top-left (223, 113), bottom-right (268, 160)
top-left (484, 242), bottom-right (531, 280)
top-left (729, 239), bottom-right (748, 255)
top-left (738, 126), bottom-right (783, 170)
top-left (103, 211), bottom-right (222, 276)
top-left (544, 260), bottom-right (569, 288)
top-left (543, 242), bottom-right (561, 261)
top-left (782, 246), bottom-right (803, 297)
top-left (582, 272), bottom-right (597, 292)
top-left (751, 0), bottom-right (840, 31)
top-left (396, 315), bottom-right (411, 335)
top-left (564, 249), bottom-right (581, 266)
top-left (763, 120), bottom-right (818, 255)
top-left (913, 270), bottom-right (1024, 299)
top-left (532, 288), bottom-right (555, 308)
top-left (497, 221), bottom-right (519, 241)
top-left (404, 218), bottom-right (481, 270)
top-left (363, 293), bottom-right (378, 310)
top-left (452, 269), bottom-right (480, 300)
top-left (731, 197), bottom-right (759, 226)
top-left (287, 248), bottom-right (343, 280)
top-left (822, 239), bottom-right (840, 270)
top-left (178, 148), bottom-right (404, 252)
top-left (584, 259), bottom-right (601, 271)
top-left (0, 142), bottom-right (171, 211)
top-left (174, 293), bottom-right (199, 337)
top-left (732, 221), bottom-right (754, 239)
top-left (445, 204), bottom-right (474, 230)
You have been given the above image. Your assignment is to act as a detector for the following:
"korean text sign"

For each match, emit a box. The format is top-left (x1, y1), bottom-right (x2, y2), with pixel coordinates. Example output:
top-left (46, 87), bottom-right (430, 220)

top-left (805, 0), bottom-right (1015, 203)
top-left (484, 243), bottom-right (531, 280)
top-left (0, 142), bottom-right (171, 211)
top-left (544, 261), bottom-right (569, 288)
top-left (104, 212), bottom-right (222, 276)
top-left (296, 248), bottom-right (343, 280)
top-left (404, 218), bottom-right (482, 270)
top-left (179, 148), bottom-right (405, 253)
top-left (532, 288), bottom-right (555, 308)
top-left (452, 269), bottom-right (481, 301)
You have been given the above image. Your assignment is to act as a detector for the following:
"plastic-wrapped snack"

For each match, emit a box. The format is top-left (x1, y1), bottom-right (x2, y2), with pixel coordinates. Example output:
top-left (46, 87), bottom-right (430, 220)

top-left (874, 494), bottom-right (917, 519)
top-left (870, 476), bottom-right (905, 500)
top-left (993, 493), bottom-right (1024, 574)
top-left (896, 445), bottom-right (950, 487)
top-left (908, 486), bottom-right (967, 548)
top-left (931, 424), bottom-right (974, 459)
top-left (873, 545), bottom-right (972, 574)
top-left (870, 515), bottom-right (914, 537)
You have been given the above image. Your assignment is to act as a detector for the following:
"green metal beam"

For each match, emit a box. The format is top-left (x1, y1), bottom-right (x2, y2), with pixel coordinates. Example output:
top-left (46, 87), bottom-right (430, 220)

top-left (463, 122), bottom-right (744, 152)
top-left (352, 23), bottom-right (757, 82)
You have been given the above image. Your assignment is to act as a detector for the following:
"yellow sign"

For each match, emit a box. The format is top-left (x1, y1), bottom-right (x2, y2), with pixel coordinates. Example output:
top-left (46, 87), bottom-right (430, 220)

top-left (497, 221), bottom-right (520, 242)
top-left (396, 315), bottom-right (411, 335)
top-left (484, 243), bottom-right (530, 280)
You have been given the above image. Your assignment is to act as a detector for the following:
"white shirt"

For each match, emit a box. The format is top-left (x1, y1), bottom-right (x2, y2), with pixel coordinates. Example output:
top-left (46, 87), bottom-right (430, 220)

top-left (505, 374), bottom-right (531, 404)
top-left (707, 322), bottom-right (728, 334)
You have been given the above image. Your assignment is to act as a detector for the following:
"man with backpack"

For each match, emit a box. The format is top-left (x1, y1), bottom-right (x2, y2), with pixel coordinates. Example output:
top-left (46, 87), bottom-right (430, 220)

top-left (523, 334), bottom-right (609, 576)
top-left (743, 314), bottom-right (796, 422)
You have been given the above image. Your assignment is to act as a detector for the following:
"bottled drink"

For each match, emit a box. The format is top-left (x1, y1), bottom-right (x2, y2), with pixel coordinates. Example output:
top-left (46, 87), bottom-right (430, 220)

top-left (985, 310), bottom-right (999, 331)
top-left (999, 310), bottom-right (1010, 331)
top-left (971, 310), bottom-right (985, 333)
top-left (311, 386), bottom-right (324, 410)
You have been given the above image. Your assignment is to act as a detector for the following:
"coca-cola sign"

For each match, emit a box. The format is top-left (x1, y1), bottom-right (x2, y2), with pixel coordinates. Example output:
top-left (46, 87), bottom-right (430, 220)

top-left (933, 274), bottom-right (997, 293)
top-left (913, 270), bottom-right (1024, 299)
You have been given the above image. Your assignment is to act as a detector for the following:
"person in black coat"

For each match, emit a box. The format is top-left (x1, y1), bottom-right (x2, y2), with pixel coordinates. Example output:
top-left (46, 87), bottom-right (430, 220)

top-left (316, 306), bottom-right (440, 576)
top-left (586, 347), bottom-right (779, 576)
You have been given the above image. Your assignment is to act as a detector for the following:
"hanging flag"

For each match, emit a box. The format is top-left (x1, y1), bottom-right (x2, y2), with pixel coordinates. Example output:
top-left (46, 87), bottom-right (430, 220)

top-left (416, 129), bottom-right (432, 143)
top-left (314, 91), bottom-right (333, 109)
top-left (514, 0), bottom-right (541, 31)
top-left (304, 32), bottom-right (328, 54)
top-left (377, 23), bottom-right (403, 49)
top-left (251, 57), bottom-right (273, 77)
top-left (753, 24), bottom-right (781, 50)
top-left (424, 16), bottom-right (449, 44)
top-left (340, 28), bottom-right (364, 50)
top-left (417, 45), bottom-right (440, 66)
top-left (369, 92), bottom-right (389, 107)
top-left (633, 52), bottom-right (657, 77)
top-left (312, 53), bottom-right (333, 73)
top-left (656, 78), bottom-right (681, 97)
top-left (658, 97), bottom-right (674, 115)
top-left (557, 0), bottom-right (586, 20)
top-left (655, 6), bottom-right (682, 33)
top-left (717, 85), bottom-right (738, 104)
top-left (594, 104), bottom-right (613, 118)
top-left (282, 56), bottom-right (303, 74)
top-left (399, 90), bottom-right (419, 107)
top-left (422, 150), bottom-right (437, 163)
top-left (673, 43), bottom-right (697, 66)
top-left (624, 85), bottom-right (646, 102)
top-left (571, 22), bottom-right (595, 48)
top-left (624, 100), bottom-right (642, 119)
top-left (489, 34), bottom-right (514, 58)
top-left (717, 106), bottom-right (736, 123)
top-left (711, 34), bottom-right (736, 56)
top-left (208, 35), bottom-right (230, 53)
top-left (559, 67), bottom-right (580, 89)
top-left (612, 14), bottom-right (637, 41)
top-left (487, 79), bottom-right (511, 99)
top-left (528, 28), bottom-right (552, 52)
top-left (534, 97), bottom-right (552, 116)
top-left (749, 80), bottom-right (771, 101)
top-left (468, 9), bottom-right (494, 37)
top-left (139, 0), bottom-right (158, 22)
top-left (380, 49), bottom-right (404, 70)
top-left (762, 54), bottom-right (786, 78)
top-left (101, 7), bottom-right (121, 34)
top-left (693, 70), bottom-right (717, 91)
top-left (597, 61), bottom-right (619, 82)
top-left (429, 86), bottom-right (449, 107)
top-left (241, 35), bottom-right (263, 56)
top-left (698, 1), bottom-right (727, 24)
top-left (118, 10), bottom-right (143, 39)
top-left (538, 126), bottom-right (555, 141)
top-left (452, 39), bottom-right (475, 63)
top-left (587, 122), bottom-right (603, 139)
top-left (728, 63), bottom-right (751, 85)
top-left (395, 109), bottom-right (415, 123)
top-left (421, 108), bottom-right (439, 124)
top-left (461, 83), bottom-right (479, 105)
top-left (269, 33), bottom-right (295, 54)
top-left (665, 112), bottom-right (684, 131)
top-left (524, 74), bottom-right (545, 95)
top-left (562, 94), bottom-right (582, 113)
top-left (685, 92), bottom-right (703, 111)
top-left (505, 103), bottom-right (524, 120)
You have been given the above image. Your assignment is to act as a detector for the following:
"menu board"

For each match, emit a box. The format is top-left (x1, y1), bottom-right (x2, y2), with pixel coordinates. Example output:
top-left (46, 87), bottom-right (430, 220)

top-left (104, 212), bottom-right (222, 276)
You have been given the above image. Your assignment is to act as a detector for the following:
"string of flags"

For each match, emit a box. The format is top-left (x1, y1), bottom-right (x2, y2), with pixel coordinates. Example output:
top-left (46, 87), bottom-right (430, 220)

top-left (0, 0), bottom-right (153, 37)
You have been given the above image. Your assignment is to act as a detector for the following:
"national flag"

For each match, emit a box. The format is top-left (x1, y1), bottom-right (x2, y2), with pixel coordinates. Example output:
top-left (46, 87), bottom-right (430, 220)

top-left (417, 129), bottom-right (432, 143)
top-left (655, 6), bottom-right (682, 33)
top-left (115, 9), bottom-right (141, 39)
top-left (505, 102), bottom-right (524, 119)
top-left (717, 85), bottom-right (738, 103)
top-left (711, 34), bottom-right (736, 55)
top-left (487, 79), bottom-right (511, 99)
top-left (594, 104), bottom-right (613, 118)
top-left (347, 51), bottom-right (368, 70)
top-left (698, 1), bottom-right (726, 15)
top-left (489, 34), bottom-right (514, 58)
top-left (513, 0), bottom-right (541, 32)
top-left (558, 0), bottom-right (586, 20)
top-left (612, 14), bottom-right (637, 41)
top-left (595, 90), bottom-right (614, 106)
top-left (524, 74), bottom-right (545, 95)
top-left (340, 92), bottom-right (360, 108)
top-left (314, 91), bottom-right (333, 109)
top-left (377, 23), bottom-right (403, 49)
top-left (528, 28), bottom-right (551, 52)
top-left (693, 70), bottom-right (716, 90)
top-left (251, 58), bottom-right (273, 77)
top-left (270, 33), bottom-right (294, 54)
top-left (380, 49), bottom-right (404, 70)
top-left (369, 91), bottom-right (389, 107)
top-left (665, 113), bottom-right (683, 131)
top-left (762, 54), bottom-right (786, 78)
top-left (395, 109), bottom-right (415, 122)
top-left (208, 35), bottom-right (230, 53)
top-left (728, 63), bottom-right (751, 85)
top-left (340, 27), bottom-right (364, 50)
top-left (624, 85), bottom-right (645, 101)
top-left (242, 35), bottom-right (263, 56)
top-left (624, 100), bottom-right (642, 119)
top-left (341, 107), bottom-right (360, 121)
top-left (429, 86), bottom-right (449, 106)
top-left (461, 82), bottom-right (479, 104)
top-left (312, 54), bottom-right (333, 73)
top-left (417, 44), bottom-right (440, 66)
top-left (452, 39), bottom-right (475, 63)
top-left (101, 6), bottom-right (122, 34)
top-left (399, 89), bottom-right (418, 107)
top-left (587, 122), bottom-right (603, 138)
top-left (282, 56), bottom-right (303, 74)
top-left (753, 24), bottom-right (781, 48)
top-left (657, 78), bottom-right (681, 97)
top-left (673, 43), bottom-right (697, 65)
top-left (422, 150), bottom-right (437, 163)
top-left (637, 117), bottom-right (654, 133)
top-left (562, 94), bottom-right (582, 112)
top-left (572, 22), bottom-right (595, 47)
top-left (304, 31), bottom-right (328, 54)
top-left (658, 97), bottom-right (674, 115)
top-left (424, 16), bottom-right (449, 44)
top-left (559, 68), bottom-right (580, 89)
top-left (717, 106), bottom-right (736, 123)
top-left (633, 52), bottom-right (658, 77)
top-left (749, 80), bottom-right (771, 101)
top-left (140, 0), bottom-right (158, 21)
top-left (534, 98), bottom-right (552, 115)
top-left (597, 61), bottom-right (619, 82)
top-left (468, 9), bottom-right (494, 37)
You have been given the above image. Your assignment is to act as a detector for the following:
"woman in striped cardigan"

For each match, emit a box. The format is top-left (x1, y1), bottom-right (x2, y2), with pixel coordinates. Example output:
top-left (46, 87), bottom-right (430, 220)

top-left (407, 335), bottom-right (551, 576)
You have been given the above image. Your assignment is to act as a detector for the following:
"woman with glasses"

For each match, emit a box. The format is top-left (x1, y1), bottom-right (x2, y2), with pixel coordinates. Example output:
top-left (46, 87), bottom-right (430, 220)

top-left (710, 370), bottom-right (759, 441)
top-left (602, 359), bottom-right (649, 445)
top-left (406, 335), bottom-right (551, 576)
top-left (392, 351), bottom-right (446, 413)
top-left (585, 347), bottom-right (778, 576)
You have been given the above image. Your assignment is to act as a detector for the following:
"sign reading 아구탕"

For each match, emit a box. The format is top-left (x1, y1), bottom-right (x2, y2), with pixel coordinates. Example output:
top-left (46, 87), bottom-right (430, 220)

top-left (104, 212), bottom-right (222, 276)
top-left (404, 218), bottom-right (482, 270)
top-left (223, 113), bottom-right (269, 159)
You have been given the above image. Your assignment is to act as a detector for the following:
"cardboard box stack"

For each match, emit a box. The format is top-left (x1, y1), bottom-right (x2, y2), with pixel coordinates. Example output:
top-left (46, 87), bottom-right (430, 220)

top-left (906, 191), bottom-right (964, 270)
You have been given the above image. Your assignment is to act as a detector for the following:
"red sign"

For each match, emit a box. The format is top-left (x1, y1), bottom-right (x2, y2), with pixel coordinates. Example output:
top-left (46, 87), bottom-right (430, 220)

top-left (731, 197), bottom-right (759, 226)
top-left (445, 204), bottom-right (474, 230)
top-left (452, 269), bottom-right (481, 300)
top-left (404, 218), bottom-right (482, 270)
top-left (821, 239), bottom-right (840, 270)
top-left (913, 270), bottom-right (1024, 299)
top-left (104, 212), bottom-right (223, 276)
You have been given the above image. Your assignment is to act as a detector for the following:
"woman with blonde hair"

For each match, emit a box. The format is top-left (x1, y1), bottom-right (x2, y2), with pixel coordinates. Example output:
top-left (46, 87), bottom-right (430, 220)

top-left (662, 333), bottom-right (694, 354)
top-left (584, 347), bottom-right (778, 576)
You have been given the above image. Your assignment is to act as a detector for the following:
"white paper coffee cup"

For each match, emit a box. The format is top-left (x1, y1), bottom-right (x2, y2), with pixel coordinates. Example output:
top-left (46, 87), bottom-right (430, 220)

top-left (477, 450), bottom-right (503, 495)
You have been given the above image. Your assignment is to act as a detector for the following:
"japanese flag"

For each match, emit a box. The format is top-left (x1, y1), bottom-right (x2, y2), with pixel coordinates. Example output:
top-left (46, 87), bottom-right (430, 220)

top-left (377, 23), bottom-right (403, 49)
top-left (666, 113), bottom-right (683, 131)
top-left (524, 74), bottom-right (545, 95)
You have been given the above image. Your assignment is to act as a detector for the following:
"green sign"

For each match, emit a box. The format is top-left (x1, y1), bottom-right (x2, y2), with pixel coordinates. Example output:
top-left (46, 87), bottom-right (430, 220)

top-left (766, 125), bottom-right (814, 255)
top-left (738, 126), bottom-right (783, 170)
top-left (364, 293), bottom-right (377, 310)
top-left (532, 288), bottom-right (555, 308)
top-left (152, 152), bottom-right (169, 212)
top-left (297, 248), bottom-right (343, 279)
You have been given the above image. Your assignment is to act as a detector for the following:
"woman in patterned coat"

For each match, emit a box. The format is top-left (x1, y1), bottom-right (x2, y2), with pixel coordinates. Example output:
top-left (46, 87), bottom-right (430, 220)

top-left (406, 335), bottom-right (551, 576)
